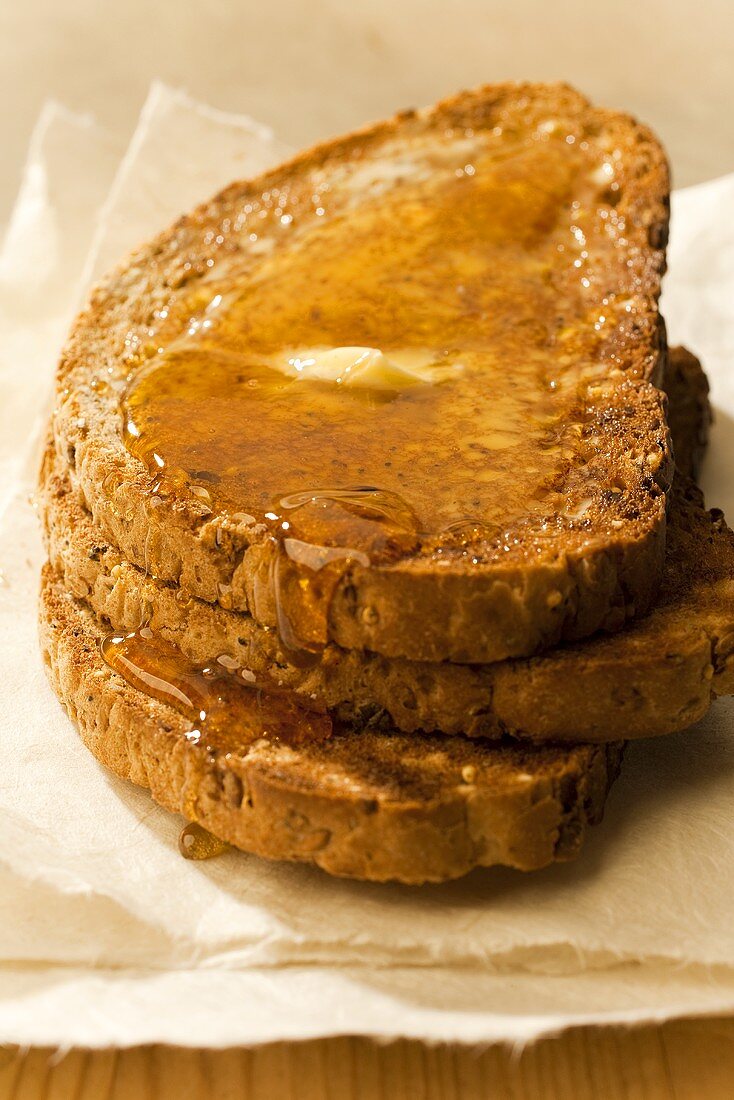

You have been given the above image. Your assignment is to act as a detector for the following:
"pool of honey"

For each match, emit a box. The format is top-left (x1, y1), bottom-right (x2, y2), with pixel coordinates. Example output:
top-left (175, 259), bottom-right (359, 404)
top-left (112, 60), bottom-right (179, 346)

top-left (123, 132), bottom-right (618, 557)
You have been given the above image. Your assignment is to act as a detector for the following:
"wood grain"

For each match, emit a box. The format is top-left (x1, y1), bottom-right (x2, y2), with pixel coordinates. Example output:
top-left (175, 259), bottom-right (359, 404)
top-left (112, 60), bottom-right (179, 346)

top-left (2, 1019), bottom-right (734, 1099)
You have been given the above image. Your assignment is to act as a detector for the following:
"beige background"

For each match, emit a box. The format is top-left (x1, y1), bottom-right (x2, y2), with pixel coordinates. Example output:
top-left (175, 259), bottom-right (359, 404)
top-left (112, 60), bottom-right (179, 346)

top-left (2, 0), bottom-right (734, 230)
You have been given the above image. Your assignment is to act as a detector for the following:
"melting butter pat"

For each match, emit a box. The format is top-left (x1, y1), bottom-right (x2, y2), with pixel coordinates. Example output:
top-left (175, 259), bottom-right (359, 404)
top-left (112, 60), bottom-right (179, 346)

top-left (272, 347), bottom-right (463, 389)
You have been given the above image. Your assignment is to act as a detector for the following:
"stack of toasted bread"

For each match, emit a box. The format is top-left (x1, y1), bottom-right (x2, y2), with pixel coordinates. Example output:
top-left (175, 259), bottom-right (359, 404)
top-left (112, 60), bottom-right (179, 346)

top-left (39, 83), bottom-right (734, 882)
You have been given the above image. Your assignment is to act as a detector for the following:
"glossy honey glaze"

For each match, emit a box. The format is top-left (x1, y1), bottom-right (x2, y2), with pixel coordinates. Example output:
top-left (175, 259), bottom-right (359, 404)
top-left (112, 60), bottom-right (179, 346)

top-left (123, 131), bottom-right (625, 544)
top-left (120, 126), bottom-right (630, 655)
top-left (100, 627), bottom-right (332, 752)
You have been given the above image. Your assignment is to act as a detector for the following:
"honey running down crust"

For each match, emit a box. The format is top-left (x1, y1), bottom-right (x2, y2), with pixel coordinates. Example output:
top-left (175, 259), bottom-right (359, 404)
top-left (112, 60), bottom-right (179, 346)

top-left (55, 84), bottom-right (671, 662)
top-left (122, 121), bottom-right (667, 657)
top-left (101, 627), bottom-right (332, 753)
top-left (42, 348), bottom-right (731, 751)
top-left (41, 84), bottom-right (678, 879)
top-left (40, 566), bottom-right (623, 881)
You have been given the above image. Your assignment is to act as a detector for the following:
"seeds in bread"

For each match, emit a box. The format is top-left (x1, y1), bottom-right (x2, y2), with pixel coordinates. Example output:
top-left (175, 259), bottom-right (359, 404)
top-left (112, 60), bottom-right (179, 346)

top-left (51, 82), bottom-right (671, 664)
top-left (43, 469), bottom-right (734, 742)
top-left (41, 351), bottom-right (733, 743)
top-left (39, 568), bottom-right (622, 883)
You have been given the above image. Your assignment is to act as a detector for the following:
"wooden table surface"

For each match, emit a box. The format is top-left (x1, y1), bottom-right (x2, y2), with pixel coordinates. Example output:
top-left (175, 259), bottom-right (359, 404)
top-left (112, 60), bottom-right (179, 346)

top-left (3, 2), bottom-right (734, 1096)
top-left (3, 1018), bottom-right (734, 1098)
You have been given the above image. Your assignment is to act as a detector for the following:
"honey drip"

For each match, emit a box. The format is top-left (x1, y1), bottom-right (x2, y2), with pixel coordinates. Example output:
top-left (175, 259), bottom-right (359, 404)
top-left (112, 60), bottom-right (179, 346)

top-left (100, 627), bottom-right (332, 753)
top-left (179, 822), bottom-right (230, 861)
top-left (265, 485), bottom-right (419, 659)
top-left (122, 128), bottom-right (626, 651)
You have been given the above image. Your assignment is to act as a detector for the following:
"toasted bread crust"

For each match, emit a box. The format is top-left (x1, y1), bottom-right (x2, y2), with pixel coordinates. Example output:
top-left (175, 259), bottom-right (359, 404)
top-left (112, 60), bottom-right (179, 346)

top-left (38, 569), bottom-right (622, 883)
top-left (665, 345), bottom-right (712, 478)
top-left (42, 469), bottom-right (733, 742)
top-left (41, 351), bottom-right (733, 743)
top-left (44, 464), bottom-right (734, 739)
top-left (50, 82), bottom-right (671, 663)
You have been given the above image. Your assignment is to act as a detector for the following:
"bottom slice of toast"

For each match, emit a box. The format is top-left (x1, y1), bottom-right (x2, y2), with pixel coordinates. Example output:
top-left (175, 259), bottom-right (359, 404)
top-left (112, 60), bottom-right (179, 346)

top-left (39, 570), bottom-right (621, 883)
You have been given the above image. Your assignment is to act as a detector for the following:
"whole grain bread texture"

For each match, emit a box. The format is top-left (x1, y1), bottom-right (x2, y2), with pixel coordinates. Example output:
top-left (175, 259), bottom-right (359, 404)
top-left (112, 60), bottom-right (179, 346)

top-left (39, 569), bottom-right (622, 883)
top-left (50, 82), bottom-right (672, 664)
top-left (41, 350), bottom-right (733, 743)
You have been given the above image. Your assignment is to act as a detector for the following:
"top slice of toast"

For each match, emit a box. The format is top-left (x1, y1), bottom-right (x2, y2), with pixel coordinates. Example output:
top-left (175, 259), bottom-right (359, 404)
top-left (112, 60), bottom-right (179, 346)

top-left (51, 82), bottom-right (671, 663)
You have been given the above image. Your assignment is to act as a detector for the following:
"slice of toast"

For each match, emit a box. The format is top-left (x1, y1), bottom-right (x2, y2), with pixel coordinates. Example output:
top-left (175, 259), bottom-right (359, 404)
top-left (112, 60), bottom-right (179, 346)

top-left (38, 568), bottom-right (622, 883)
top-left (51, 82), bottom-right (671, 664)
top-left (41, 350), bottom-right (734, 743)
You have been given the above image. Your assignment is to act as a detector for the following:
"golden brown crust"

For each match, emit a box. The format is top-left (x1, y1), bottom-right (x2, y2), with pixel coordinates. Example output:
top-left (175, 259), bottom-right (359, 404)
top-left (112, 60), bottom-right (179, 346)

top-left (41, 350), bottom-right (732, 743)
top-left (38, 567), bottom-right (622, 883)
top-left (40, 456), bottom-right (732, 744)
top-left (50, 81), bottom-right (672, 664)
top-left (663, 345), bottom-right (712, 479)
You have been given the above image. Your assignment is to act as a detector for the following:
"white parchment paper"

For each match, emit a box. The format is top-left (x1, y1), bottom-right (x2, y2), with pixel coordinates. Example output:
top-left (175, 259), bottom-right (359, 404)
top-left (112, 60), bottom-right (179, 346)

top-left (0, 85), bottom-right (733, 1048)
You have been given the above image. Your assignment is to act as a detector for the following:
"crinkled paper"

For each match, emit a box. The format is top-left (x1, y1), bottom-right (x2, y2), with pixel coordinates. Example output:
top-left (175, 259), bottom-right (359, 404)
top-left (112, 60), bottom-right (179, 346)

top-left (0, 84), bottom-right (733, 1048)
